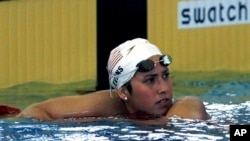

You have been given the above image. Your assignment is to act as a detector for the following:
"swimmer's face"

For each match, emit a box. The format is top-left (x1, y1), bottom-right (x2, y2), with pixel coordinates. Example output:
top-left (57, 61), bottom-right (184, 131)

top-left (123, 55), bottom-right (173, 116)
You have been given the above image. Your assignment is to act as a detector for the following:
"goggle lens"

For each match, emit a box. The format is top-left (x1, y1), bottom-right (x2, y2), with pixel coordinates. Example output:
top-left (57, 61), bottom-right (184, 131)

top-left (136, 55), bottom-right (171, 72)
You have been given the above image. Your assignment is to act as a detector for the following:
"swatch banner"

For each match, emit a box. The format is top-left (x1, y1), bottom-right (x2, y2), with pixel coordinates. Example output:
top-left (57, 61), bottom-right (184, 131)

top-left (178, 0), bottom-right (250, 29)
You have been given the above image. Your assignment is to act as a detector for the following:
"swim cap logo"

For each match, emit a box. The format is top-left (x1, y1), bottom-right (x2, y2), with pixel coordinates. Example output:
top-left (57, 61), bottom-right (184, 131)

top-left (112, 66), bottom-right (123, 86)
top-left (108, 49), bottom-right (123, 73)
top-left (112, 45), bottom-right (136, 87)
top-left (126, 45), bottom-right (135, 56)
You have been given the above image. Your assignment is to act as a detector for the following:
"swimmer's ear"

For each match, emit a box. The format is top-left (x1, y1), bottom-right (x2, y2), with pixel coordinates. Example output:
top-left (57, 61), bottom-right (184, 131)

top-left (117, 86), bottom-right (129, 101)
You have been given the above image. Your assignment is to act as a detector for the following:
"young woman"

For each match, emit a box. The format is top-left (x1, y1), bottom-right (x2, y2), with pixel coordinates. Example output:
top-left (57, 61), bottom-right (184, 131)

top-left (18, 38), bottom-right (210, 122)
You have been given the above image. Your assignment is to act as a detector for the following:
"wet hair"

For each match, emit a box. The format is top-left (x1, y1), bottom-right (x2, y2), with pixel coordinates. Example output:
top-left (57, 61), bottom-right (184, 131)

top-left (123, 80), bottom-right (132, 94)
top-left (120, 80), bottom-right (132, 104)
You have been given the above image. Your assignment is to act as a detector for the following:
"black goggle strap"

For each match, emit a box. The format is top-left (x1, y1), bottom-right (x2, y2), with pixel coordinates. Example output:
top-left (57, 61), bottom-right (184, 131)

top-left (108, 76), bottom-right (113, 98)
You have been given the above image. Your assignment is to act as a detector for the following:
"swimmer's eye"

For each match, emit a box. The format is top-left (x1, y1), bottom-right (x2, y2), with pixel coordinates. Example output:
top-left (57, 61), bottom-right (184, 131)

top-left (163, 72), bottom-right (170, 79)
top-left (144, 76), bottom-right (156, 84)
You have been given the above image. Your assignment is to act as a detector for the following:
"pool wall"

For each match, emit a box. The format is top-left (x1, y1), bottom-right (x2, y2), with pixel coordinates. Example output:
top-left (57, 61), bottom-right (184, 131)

top-left (0, 0), bottom-right (250, 89)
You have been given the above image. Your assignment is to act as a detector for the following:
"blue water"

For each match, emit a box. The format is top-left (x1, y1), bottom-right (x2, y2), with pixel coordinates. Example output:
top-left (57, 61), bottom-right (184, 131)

top-left (0, 117), bottom-right (231, 141)
top-left (0, 81), bottom-right (250, 141)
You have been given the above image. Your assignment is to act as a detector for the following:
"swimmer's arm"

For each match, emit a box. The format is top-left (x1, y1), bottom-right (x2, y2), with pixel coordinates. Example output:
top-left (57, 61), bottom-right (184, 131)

top-left (134, 96), bottom-right (211, 125)
top-left (17, 103), bottom-right (54, 120)
top-left (18, 95), bottom-right (90, 120)
top-left (18, 90), bottom-right (121, 120)
top-left (166, 96), bottom-right (211, 120)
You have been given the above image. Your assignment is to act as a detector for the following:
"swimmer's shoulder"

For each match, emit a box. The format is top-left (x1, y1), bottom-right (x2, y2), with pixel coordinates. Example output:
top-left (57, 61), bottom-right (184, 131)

top-left (166, 96), bottom-right (211, 120)
top-left (83, 89), bottom-right (119, 98)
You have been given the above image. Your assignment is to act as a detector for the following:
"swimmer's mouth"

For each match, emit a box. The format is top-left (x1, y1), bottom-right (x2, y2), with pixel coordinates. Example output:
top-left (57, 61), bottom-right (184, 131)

top-left (156, 98), bottom-right (170, 105)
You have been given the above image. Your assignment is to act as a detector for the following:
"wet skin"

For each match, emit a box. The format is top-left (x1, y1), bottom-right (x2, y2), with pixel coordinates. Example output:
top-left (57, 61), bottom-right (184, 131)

top-left (18, 55), bottom-right (211, 122)
top-left (120, 55), bottom-right (173, 117)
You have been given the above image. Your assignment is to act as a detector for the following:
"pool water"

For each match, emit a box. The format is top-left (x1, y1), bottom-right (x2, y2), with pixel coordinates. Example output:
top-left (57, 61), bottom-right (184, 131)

top-left (0, 72), bottom-right (249, 140)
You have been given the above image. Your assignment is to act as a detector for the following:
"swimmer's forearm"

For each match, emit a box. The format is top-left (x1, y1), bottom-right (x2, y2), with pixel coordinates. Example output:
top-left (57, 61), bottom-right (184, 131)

top-left (166, 96), bottom-right (211, 120)
top-left (18, 104), bottom-right (53, 120)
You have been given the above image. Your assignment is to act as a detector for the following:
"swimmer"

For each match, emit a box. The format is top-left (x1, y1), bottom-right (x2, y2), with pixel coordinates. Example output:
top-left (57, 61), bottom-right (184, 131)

top-left (18, 38), bottom-right (211, 122)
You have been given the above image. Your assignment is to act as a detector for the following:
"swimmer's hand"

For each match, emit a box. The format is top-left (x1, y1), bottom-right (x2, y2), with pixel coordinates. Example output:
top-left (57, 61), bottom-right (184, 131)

top-left (17, 103), bottom-right (53, 120)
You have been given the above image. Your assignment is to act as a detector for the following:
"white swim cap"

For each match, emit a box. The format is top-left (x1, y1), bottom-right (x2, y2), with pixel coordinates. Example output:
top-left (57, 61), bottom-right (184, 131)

top-left (107, 38), bottom-right (165, 89)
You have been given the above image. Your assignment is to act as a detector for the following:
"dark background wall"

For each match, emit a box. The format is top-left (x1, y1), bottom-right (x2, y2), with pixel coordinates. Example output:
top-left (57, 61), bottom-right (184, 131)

top-left (96, 0), bottom-right (147, 90)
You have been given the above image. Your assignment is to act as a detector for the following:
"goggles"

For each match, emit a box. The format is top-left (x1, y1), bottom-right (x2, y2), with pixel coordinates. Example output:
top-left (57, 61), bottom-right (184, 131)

top-left (136, 55), bottom-right (172, 72)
